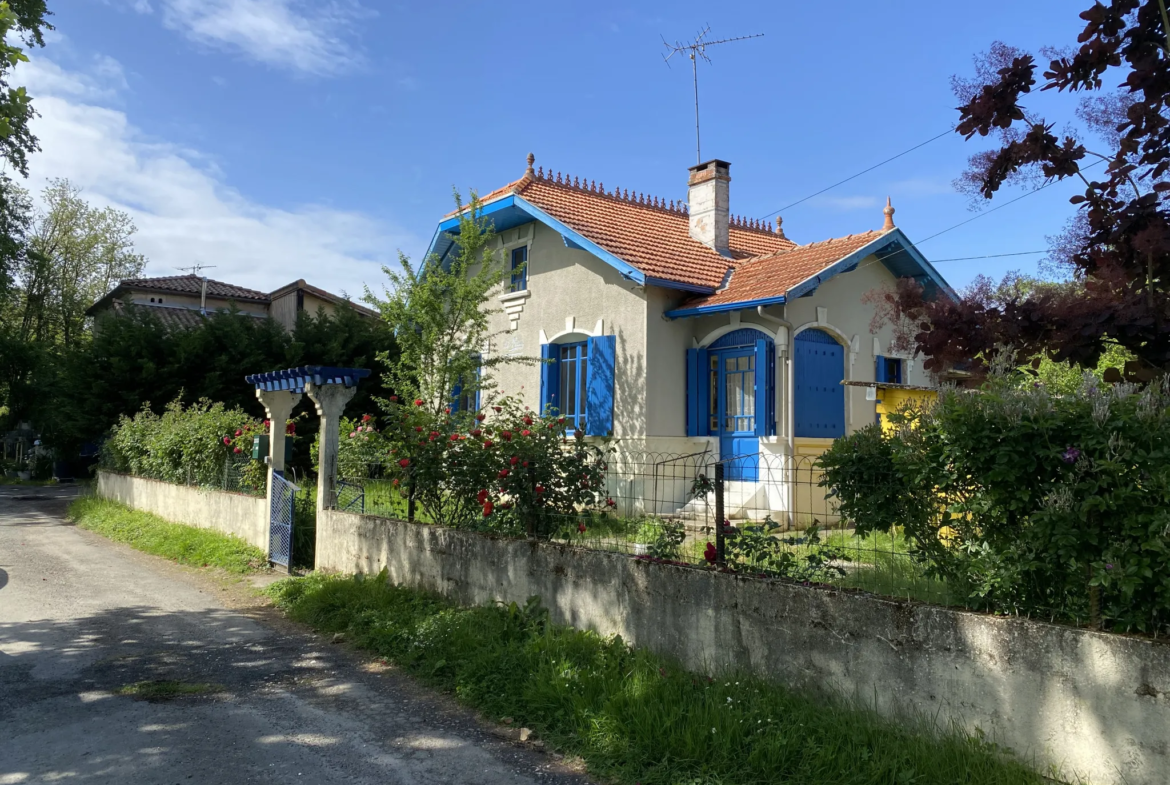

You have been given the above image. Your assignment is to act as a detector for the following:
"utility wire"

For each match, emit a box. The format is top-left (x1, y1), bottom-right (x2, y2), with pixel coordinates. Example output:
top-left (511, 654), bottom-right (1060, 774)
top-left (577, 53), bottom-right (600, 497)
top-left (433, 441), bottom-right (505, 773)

top-left (927, 250), bottom-right (1048, 263)
top-left (762, 128), bottom-right (955, 218)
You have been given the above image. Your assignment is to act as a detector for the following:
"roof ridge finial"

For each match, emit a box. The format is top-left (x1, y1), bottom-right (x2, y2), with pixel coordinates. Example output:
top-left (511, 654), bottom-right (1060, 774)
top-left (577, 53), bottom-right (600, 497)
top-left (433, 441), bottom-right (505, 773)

top-left (882, 196), bottom-right (895, 231)
top-left (775, 216), bottom-right (786, 239)
top-left (525, 152), bottom-right (535, 177)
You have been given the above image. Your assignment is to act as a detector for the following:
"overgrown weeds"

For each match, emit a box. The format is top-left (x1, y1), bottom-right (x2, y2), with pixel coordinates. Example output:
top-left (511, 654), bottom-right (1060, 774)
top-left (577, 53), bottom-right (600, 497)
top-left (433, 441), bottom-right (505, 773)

top-left (269, 571), bottom-right (1061, 785)
top-left (68, 497), bottom-right (266, 573)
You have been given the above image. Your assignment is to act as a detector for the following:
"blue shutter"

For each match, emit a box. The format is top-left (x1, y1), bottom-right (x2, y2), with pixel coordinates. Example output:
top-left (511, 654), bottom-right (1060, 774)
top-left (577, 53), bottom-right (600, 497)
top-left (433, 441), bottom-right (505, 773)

top-left (754, 338), bottom-right (775, 437)
top-left (450, 378), bottom-right (462, 413)
top-left (893, 359), bottom-right (903, 384)
top-left (472, 354), bottom-right (483, 411)
top-left (586, 335), bottom-right (616, 436)
top-left (686, 347), bottom-right (709, 436)
top-left (875, 355), bottom-right (888, 383)
top-left (539, 343), bottom-right (560, 416)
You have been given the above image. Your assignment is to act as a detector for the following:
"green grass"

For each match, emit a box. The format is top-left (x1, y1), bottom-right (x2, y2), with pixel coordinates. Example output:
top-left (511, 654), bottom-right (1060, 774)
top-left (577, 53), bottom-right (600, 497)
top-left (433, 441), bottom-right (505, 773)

top-left (69, 497), bottom-right (267, 573)
top-left (116, 679), bottom-right (222, 700)
top-left (268, 572), bottom-right (1062, 785)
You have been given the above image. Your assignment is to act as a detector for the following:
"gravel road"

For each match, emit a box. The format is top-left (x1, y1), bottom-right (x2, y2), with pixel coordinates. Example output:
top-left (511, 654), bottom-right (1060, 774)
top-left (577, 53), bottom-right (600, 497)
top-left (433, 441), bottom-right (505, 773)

top-left (0, 486), bottom-right (592, 784)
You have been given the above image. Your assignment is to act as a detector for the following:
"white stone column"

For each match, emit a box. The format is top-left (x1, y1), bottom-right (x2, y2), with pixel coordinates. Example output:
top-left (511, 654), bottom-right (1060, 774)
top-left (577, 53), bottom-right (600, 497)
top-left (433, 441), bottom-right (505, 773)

top-left (255, 389), bottom-right (302, 558)
top-left (305, 382), bottom-right (357, 515)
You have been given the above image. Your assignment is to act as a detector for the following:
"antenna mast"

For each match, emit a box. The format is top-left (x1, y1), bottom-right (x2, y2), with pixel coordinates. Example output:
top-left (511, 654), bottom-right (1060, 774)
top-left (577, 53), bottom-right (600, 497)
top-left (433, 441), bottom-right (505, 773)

top-left (663, 26), bottom-right (763, 163)
top-left (177, 262), bottom-right (216, 276)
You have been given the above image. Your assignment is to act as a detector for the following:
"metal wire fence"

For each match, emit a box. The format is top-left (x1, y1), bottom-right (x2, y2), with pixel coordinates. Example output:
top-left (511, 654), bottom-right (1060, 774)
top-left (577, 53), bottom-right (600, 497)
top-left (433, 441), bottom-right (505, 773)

top-left (98, 455), bottom-right (267, 497)
top-left (332, 448), bottom-right (1167, 636)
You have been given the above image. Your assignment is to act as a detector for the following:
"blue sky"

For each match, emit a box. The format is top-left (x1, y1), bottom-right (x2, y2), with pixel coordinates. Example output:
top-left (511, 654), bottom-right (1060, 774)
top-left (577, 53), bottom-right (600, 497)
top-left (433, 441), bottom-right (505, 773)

top-left (21, 0), bottom-right (1090, 295)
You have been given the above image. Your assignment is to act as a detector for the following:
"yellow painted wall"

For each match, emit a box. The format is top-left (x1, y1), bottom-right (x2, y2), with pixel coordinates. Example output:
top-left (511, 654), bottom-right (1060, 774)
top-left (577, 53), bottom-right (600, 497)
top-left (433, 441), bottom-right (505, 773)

top-left (875, 387), bottom-right (937, 433)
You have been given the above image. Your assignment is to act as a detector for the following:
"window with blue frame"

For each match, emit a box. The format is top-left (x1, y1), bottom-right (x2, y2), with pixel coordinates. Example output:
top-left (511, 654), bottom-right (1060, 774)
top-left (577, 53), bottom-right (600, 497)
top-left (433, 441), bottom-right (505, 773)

top-left (559, 341), bottom-right (588, 431)
top-left (510, 246), bottom-right (528, 292)
top-left (876, 355), bottom-right (903, 384)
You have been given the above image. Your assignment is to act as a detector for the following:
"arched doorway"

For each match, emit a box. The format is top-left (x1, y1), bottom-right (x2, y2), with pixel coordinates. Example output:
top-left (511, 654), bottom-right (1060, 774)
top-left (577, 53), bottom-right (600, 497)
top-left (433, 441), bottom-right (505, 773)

top-left (708, 328), bottom-right (774, 481)
top-left (794, 329), bottom-right (845, 438)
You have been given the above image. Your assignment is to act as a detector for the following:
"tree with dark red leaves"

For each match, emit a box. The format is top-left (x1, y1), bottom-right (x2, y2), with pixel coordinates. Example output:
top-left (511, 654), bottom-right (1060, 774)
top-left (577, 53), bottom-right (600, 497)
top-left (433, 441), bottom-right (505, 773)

top-left (900, 1), bottom-right (1170, 383)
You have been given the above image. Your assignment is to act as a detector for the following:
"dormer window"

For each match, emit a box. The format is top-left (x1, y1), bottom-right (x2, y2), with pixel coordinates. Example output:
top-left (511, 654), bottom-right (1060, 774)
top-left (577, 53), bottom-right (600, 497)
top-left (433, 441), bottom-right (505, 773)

top-left (510, 246), bottom-right (528, 292)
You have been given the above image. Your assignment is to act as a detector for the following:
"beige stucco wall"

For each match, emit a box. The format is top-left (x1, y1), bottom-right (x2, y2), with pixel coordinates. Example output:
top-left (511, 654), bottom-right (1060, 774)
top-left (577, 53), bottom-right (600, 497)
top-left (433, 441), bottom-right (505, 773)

top-left (486, 221), bottom-right (650, 438)
top-left (316, 508), bottom-right (1170, 785)
top-left (483, 230), bottom-right (931, 453)
top-left (96, 470), bottom-right (268, 552)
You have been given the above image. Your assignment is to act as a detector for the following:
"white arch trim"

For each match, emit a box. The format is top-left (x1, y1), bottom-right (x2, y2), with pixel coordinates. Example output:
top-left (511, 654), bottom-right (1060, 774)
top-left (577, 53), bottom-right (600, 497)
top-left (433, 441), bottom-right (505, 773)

top-left (695, 322), bottom-right (779, 349)
top-left (793, 321), bottom-right (850, 347)
top-left (540, 318), bottom-right (604, 345)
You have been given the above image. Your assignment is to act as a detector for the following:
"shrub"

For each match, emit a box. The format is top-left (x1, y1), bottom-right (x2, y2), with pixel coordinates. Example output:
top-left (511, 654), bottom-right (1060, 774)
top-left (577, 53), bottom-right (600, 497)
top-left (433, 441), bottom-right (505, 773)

top-left (819, 373), bottom-right (1170, 632)
top-left (103, 397), bottom-right (265, 490)
top-left (327, 393), bottom-right (611, 535)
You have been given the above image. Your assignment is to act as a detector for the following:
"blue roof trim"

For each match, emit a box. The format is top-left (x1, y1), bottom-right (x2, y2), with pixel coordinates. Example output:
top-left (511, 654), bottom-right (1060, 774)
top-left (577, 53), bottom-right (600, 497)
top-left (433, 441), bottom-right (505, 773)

top-left (245, 365), bottom-right (371, 393)
top-left (423, 194), bottom-right (734, 291)
top-left (645, 276), bottom-right (715, 294)
top-left (665, 294), bottom-right (787, 319)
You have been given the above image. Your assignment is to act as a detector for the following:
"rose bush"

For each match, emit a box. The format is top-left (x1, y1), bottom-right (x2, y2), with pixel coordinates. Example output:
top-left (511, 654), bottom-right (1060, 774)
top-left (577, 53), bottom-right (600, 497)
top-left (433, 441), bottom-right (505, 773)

top-left (332, 394), bottom-right (611, 535)
top-left (819, 372), bottom-right (1170, 633)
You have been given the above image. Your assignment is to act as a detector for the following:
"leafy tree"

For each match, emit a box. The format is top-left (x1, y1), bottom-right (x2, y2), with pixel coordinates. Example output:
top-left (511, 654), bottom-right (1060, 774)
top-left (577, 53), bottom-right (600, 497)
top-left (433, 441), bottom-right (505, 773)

top-left (895, 3), bottom-right (1170, 380)
top-left (11, 179), bottom-right (145, 347)
top-left (363, 192), bottom-right (532, 416)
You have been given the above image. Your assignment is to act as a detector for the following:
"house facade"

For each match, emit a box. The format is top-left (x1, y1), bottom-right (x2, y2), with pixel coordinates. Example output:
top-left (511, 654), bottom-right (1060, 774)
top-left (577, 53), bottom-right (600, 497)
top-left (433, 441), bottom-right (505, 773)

top-left (87, 275), bottom-right (377, 331)
top-left (431, 155), bottom-right (954, 519)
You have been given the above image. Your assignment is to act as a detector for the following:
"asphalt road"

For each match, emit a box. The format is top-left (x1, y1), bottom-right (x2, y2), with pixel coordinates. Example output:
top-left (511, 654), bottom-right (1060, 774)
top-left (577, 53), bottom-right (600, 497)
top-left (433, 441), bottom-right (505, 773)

top-left (0, 485), bottom-right (591, 784)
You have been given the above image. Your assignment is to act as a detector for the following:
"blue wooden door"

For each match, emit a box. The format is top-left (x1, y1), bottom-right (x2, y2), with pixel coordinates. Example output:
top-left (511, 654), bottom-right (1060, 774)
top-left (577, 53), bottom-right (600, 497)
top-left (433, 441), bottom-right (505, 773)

top-left (794, 329), bottom-right (845, 438)
top-left (717, 348), bottom-right (759, 481)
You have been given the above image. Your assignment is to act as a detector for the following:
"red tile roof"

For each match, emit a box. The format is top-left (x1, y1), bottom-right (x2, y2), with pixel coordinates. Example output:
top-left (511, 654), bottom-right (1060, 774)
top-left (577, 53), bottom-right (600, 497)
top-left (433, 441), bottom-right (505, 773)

top-left (458, 168), bottom-right (796, 290)
top-left (679, 230), bottom-right (889, 308)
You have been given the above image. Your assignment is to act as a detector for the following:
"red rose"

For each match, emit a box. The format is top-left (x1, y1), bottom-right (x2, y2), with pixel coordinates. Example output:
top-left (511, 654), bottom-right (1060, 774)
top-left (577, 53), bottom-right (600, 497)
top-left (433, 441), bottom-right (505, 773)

top-left (392, 478), bottom-right (400, 486)
top-left (414, 399), bottom-right (424, 407)
top-left (263, 419), bottom-right (270, 427)
top-left (362, 414), bottom-right (372, 422)
top-left (222, 436), bottom-right (231, 445)
top-left (498, 469), bottom-right (509, 478)
top-left (534, 485), bottom-right (545, 494)
top-left (429, 431), bottom-right (440, 439)
top-left (493, 406), bottom-right (502, 413)
top-left (234, 429), bottom-right (242, 437)
top-left (415, 426), bottom-right (423, 432)
top-left (475, 413), bottom-right (486, 422)
top-left (483, 440), bottom-right (494, 449)
top-left (510, 456), bottom-right (519, 466)
top-left (471, 429), bottom-right (482, 437)
top-left (389, 395), bottom-right (398, 402)
top-left (557, 417), bottom-right (565, 424)
top-left (349, 431), bottom-right (357, 438)
top-left (286, 423), bottom-right (295, 435)
top-left (477, 489), bottom-right (489, 503)
top-left (522, 460), bottom-right (529, 467)
top-left (578, 522), bottom-right (586, 533)
top-left (521, 429), bottom-right (531, 437)
top-left (233, 447), bottom-right (242, 454)
top-left (482, 501), bottom-right (494, 517)
top-left (501, 431), bottom-right (512, 441)
top-left (398, 458), bottom-right (410, 468)
top-left (523, 416), bottom-right (533, 425)
top-left (450, 433), bottom-right (460, 441)
top-left (574, 429), bottom-right (583, 439)
top-left (606, 498), bottom-right (616, 507)
top-left (547, 422), bottom-right (555, 429)
top-left (704, 542), bottom-right (718, 565)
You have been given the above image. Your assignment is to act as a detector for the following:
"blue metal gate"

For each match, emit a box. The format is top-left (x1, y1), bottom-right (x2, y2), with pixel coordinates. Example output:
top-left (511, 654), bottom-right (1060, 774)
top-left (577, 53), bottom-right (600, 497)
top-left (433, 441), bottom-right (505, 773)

top-left (269, 473), bottom-right (297, 569)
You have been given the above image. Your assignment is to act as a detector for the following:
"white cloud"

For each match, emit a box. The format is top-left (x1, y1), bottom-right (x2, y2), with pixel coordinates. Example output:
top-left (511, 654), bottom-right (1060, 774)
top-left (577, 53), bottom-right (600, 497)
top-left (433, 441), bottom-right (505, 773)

top-left (155, 0), bottom-right (371, 76)
top-left (15, 53), bottom-right (415, 295)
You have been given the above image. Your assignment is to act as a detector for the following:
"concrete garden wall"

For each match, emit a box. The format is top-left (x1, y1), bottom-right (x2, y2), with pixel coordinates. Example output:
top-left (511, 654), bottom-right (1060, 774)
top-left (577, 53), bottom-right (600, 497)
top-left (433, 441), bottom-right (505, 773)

top-left (317, 508), bottom-right (1170, 785)
top-left (97, 470), bottom-right (268, 551)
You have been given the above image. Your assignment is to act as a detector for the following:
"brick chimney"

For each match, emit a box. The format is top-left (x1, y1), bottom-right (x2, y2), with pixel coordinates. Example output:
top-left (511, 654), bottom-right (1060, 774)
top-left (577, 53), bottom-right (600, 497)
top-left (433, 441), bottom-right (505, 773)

top-left (687, 159), bottom-right (731, 256)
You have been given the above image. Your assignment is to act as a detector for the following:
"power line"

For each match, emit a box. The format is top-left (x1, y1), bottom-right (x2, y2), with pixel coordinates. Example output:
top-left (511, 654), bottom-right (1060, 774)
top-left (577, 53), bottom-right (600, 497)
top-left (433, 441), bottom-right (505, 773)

top-left (761, 128), bottom-right (955, 218)
top-left (928, 250), bottom-right (1048, 263)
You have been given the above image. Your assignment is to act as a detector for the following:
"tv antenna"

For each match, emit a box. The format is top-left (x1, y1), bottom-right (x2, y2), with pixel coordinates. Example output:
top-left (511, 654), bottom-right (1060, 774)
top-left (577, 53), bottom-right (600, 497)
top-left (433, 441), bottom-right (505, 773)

top-left (177, 262), bottom-right (217, 277)
top-left (663, 26), bottom-right (763, 163)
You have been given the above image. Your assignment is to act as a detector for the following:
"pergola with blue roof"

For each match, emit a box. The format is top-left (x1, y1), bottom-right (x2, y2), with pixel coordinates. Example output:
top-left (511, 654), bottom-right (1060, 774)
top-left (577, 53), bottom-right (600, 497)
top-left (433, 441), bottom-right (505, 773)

top-left (245, 365), bottom-right (370, 568)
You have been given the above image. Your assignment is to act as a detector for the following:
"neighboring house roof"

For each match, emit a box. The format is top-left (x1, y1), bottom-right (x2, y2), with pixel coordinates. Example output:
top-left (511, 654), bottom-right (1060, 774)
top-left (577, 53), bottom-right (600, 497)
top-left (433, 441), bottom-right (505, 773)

top-left (119, 274), bottom-right (269, 301)
top-left (108, 301), bottom-right (213, 330)
top-left (269, 278), bottom-right (381, 319)
top-left (428, 156), bottom-right (954, 303)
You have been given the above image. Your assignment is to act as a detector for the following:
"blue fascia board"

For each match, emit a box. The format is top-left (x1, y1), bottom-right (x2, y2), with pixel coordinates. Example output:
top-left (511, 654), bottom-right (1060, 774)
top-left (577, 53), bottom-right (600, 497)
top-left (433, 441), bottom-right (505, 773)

top-left (510, 198), bottom-right (646, 285)
top-left (880, 228), bottom-right (958, 301)
top-left (435, 195), bottom-right (519, 234)
top-left (664, 295), bottom-right (787, 319)
top-left (645, 276), bottom-right (716, 294)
